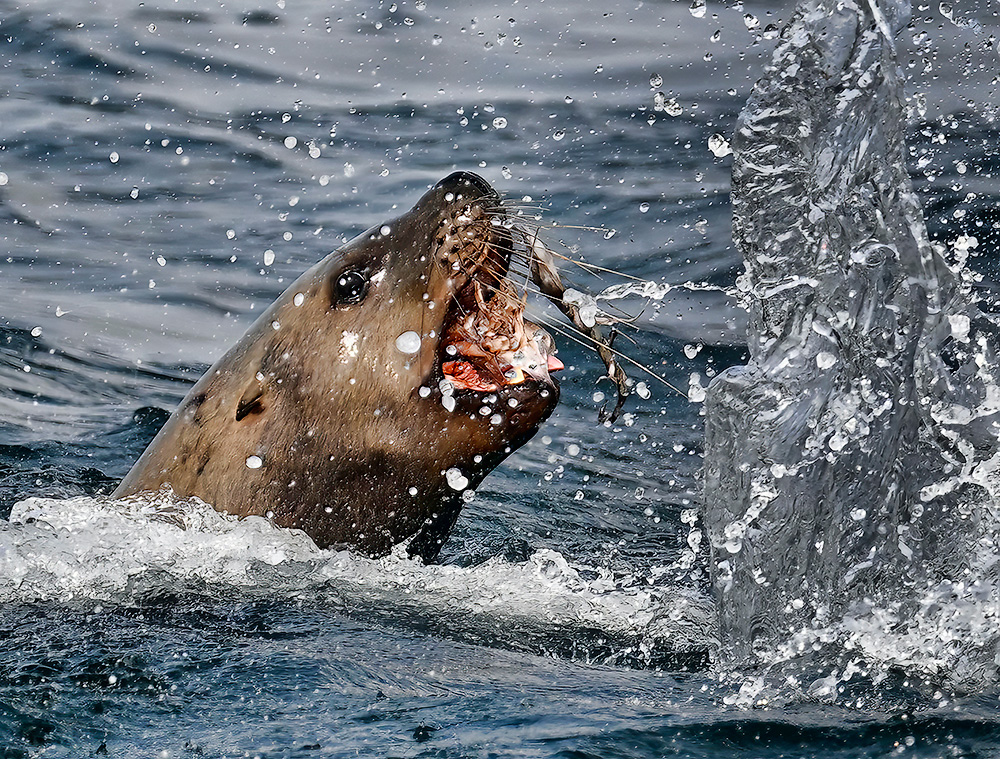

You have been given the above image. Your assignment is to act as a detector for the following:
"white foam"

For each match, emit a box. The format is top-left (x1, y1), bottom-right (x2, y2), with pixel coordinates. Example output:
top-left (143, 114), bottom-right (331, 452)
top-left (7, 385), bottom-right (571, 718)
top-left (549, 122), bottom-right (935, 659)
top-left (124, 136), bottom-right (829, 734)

top-left (1, 493), bottom-right (713, 655)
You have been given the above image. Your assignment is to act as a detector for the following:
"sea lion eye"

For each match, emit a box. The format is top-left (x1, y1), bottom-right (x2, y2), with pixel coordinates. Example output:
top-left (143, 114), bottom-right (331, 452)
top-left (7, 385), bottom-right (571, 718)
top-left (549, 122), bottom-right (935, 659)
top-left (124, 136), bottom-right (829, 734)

top-left (335, 270), bottom-right (369, 304)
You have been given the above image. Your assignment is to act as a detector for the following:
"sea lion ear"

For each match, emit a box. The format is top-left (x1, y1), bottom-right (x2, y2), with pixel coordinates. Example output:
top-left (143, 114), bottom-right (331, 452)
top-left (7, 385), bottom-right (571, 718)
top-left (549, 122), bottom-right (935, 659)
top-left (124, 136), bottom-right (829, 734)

top-left (235, 374), bottom-right (267, 421)
top-left (331, 268), bottom-right (369, 306)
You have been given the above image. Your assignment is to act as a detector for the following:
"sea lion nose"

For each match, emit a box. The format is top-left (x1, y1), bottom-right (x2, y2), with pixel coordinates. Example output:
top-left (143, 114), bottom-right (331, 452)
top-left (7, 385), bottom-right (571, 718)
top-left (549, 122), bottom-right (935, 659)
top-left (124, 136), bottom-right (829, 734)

top-left (435, 171), bottom-right (499, 201)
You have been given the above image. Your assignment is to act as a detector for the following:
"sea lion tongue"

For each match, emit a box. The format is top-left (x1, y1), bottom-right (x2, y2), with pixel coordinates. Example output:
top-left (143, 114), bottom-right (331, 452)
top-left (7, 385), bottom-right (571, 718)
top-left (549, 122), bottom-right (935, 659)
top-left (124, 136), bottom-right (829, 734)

top-left (114, 171), bottom-right (561, 562)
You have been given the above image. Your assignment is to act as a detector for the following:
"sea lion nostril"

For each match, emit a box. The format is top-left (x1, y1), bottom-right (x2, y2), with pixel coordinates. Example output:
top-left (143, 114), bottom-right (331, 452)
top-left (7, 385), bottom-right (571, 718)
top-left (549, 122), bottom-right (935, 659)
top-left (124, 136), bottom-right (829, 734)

top-left (436, 171), bottom-right (498, 201)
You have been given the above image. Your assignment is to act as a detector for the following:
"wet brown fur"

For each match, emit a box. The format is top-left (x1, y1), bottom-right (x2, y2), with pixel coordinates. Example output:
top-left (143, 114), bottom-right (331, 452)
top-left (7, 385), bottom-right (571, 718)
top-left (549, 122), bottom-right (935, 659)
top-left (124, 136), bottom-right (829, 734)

top-left (113, 174), bottom-right (559, 561)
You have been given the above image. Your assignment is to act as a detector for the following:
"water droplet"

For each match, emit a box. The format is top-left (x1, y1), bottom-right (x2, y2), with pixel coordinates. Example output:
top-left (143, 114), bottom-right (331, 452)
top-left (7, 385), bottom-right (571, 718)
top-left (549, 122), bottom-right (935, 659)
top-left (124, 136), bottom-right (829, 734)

top-left (283, 136), bottom-right (297, 149)
top-left (689, 0), bottom-right (706, 18)
top-left (445, 467), bottom-right (469, 490)
top-left (592, 391), bottom-right (605, 403)
top-left (109, 151), bottom-right (120, 163)
top-left (246, 455), bottom-right (263, 469)
top-left (156, 255), bottom-right (166, 267)
top-left (263, 249), bottom-right (275, 266)
top-left (395, 331), bottom-right (421, 354)
top-left (552, 129), bottom-right (565, 141)
top-left (708, 133), bottom-right (732, 157)
top-left (816, 352), bottom-right (838, 369)
top-left (653, 93), bottom-right (683, 116)
top-left (639, 202), bottom-right (650, 214)
top-left (949, 313), bottom-right (971, 342)
top-left (649, 73), bottom-right (663, 89)
top-left (492, 117), bottom-right (507, 129)
top-left (688, 373), bottom-right (707, 403)
top-left (293, 293), bottom-right (305, 307)
top-left (743, 13), bottom-right (759, 30)
top-left (380, 225), bottom-right (392, 236)
top-left (30, 327), bottom-right (41, 337)
top-left (0, 173), bottom-right (8, 186)
top-left (635, 382), bottom-right (651, 399)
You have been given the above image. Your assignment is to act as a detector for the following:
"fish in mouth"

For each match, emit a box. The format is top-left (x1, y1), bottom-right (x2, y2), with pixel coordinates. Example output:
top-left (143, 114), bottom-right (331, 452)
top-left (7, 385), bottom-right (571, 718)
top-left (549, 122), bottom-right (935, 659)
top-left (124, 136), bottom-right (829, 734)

top-left (435, 179), bottom-right (565, 394)
top-left (114, 171), bottom-right (562, 561)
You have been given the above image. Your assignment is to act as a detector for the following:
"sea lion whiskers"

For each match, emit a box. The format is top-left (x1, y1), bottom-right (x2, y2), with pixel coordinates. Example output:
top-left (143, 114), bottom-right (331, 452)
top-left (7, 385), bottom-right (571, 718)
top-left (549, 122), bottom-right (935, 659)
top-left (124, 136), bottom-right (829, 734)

top-left (455, 203), bottom-right (683, 414)
top-left (523, 307), bottom-right (686, 400)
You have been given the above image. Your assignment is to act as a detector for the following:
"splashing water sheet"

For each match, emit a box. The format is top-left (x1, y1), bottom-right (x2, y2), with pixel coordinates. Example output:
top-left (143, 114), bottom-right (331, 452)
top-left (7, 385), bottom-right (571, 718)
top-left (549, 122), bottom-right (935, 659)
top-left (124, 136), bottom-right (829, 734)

top-left (1, 0), bottom-right (1000, 755)
top-left (704, 0), bottom-right (1000, 705)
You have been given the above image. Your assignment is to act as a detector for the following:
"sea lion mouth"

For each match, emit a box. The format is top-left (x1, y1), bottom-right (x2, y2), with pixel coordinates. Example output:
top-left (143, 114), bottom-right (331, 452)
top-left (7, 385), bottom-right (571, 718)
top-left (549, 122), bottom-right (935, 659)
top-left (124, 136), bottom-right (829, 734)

top-left (431, 173), bottom-right (563, 394)
top-left (441, 275), bottom-right (564, 393)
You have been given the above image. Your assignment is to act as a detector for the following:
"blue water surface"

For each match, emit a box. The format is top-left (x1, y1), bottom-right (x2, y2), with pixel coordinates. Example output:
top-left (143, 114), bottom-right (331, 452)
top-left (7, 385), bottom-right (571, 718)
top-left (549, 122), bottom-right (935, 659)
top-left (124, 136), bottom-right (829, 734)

top-left (1, 0), bottom-right (999, 755)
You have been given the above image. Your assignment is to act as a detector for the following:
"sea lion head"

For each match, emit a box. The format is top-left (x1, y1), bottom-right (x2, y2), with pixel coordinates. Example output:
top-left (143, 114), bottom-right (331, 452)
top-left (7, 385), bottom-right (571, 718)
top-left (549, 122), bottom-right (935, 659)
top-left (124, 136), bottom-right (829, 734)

top-left (317, 170), bottom-right (560, 415)
top-left (114, 172), bottom-right (561, 561)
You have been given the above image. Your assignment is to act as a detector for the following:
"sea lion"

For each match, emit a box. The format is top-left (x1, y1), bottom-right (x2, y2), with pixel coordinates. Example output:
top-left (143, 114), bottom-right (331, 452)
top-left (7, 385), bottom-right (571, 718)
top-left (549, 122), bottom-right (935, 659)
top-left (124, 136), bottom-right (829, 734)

top-left (113, 172), bottom-right (562, 561)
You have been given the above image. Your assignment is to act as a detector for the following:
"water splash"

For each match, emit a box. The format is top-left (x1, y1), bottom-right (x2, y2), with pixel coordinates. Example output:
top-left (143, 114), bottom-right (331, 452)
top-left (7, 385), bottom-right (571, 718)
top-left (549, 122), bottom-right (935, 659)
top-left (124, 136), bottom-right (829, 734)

top-left (1, 494), bottom-right (712, 668)
top-left (703, 0), bottom-right (1000, 691)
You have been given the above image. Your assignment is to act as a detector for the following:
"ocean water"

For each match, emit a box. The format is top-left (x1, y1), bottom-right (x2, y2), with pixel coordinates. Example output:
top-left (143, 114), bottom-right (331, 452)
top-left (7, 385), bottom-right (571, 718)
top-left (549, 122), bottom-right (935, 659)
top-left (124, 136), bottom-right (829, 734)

top-left (0, 0), bottom-right (999, 755)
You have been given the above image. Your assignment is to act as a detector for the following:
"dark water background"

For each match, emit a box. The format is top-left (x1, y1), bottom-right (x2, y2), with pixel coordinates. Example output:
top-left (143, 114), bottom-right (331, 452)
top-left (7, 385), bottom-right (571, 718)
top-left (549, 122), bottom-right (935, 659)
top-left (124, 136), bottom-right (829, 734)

top-left (1, 0), bottom-right (999, 755)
